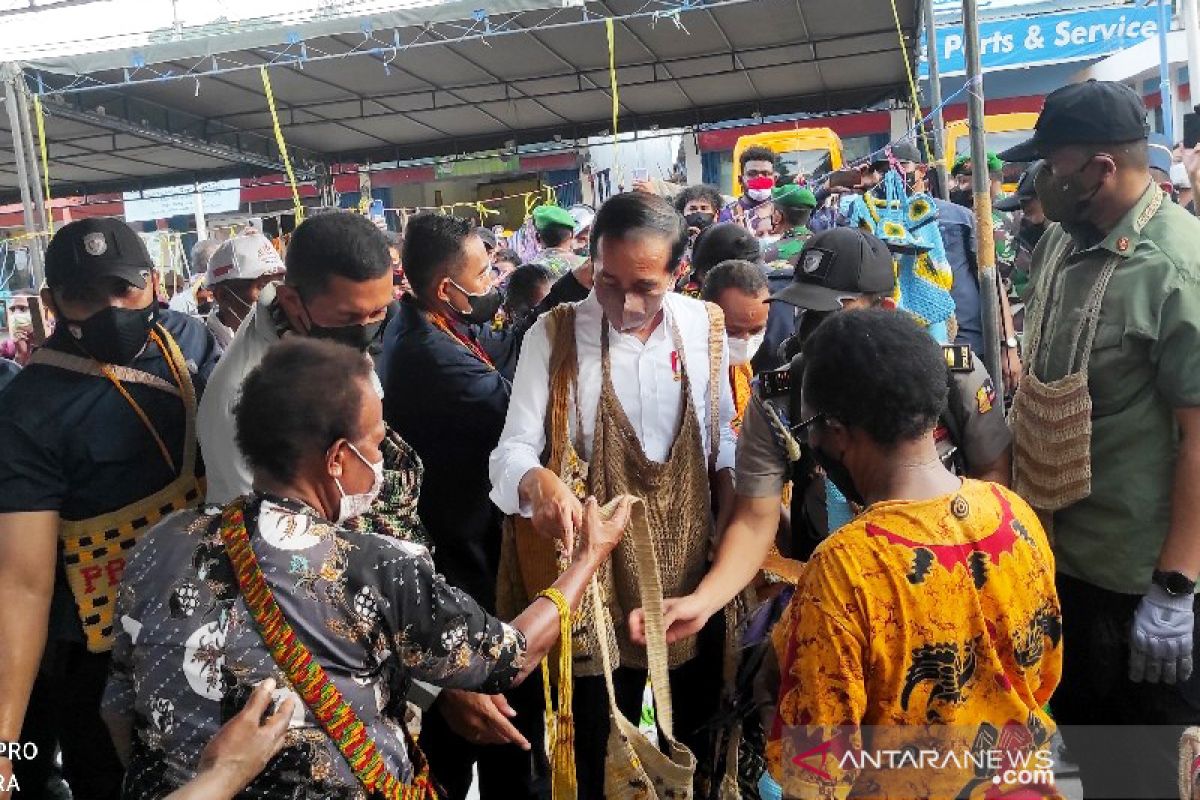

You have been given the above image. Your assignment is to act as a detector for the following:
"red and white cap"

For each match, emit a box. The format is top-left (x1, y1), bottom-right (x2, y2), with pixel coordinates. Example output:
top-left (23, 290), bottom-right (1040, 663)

top-left (206, 232), bottom-right (285, 286)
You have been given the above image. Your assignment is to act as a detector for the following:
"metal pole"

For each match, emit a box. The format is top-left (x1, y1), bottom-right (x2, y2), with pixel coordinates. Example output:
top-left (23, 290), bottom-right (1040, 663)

top-left (923, 0), bottom-right (949, 199)
top-left (2, 64), bottom-right (45, 287)
top-left (1159, 0), bottom-right (1176, 142)
top-left (1184, 0), bottom-right (1200, 115)
top-left (15, 77), bottom-right (49, 239)
top-left (961, 0), bottom-right (1003, 386)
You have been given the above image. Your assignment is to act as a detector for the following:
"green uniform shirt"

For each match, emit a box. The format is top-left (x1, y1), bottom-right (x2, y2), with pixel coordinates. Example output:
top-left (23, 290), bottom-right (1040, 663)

top-left (1025, 184), bottom-right (1200, 593)
top-left (764, 226), bottom-right (812, 267)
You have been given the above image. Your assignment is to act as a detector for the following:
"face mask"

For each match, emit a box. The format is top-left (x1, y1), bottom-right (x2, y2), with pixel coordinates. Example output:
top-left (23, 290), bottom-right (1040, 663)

top-left (218, 287), bottom-right (254, 328)
top-left (334, 442), bottom-right (385, 524)
top-left (811, 439), bottom-right (866, 508)
top-left (684, 211), bottom-right (715, 232)
top-left (1036, 159), bottom-right (1103, 225)
top-left (196, 301), bottom-right (213, 316)
top-left (61, 297), bottom-right (159, 365)
top-left (948, 188), bottom-right (974, 209)
top-left (574, 245), bottom-right (590, 258)
top-left (728, 331), bottom-right (765, 366)
top-left (8, 310), bottom-right (31, 331)
top-left (302, 297), bottom-right (387, 354)
top-left (746, 175), bottom-right (775, 202)
top-left (447, 279), bottom-right (503, 326)
top-left (594, 280), bottom-right (666, 333)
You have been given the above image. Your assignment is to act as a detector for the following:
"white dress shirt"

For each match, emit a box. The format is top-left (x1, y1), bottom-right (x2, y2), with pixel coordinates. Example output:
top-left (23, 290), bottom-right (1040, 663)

top-left (488, 290), bottom-right (736, 516)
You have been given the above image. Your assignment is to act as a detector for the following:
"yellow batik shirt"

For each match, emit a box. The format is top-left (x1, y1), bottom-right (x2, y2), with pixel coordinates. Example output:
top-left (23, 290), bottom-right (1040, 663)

top-left (768, 480), bottom-right (1062, 800)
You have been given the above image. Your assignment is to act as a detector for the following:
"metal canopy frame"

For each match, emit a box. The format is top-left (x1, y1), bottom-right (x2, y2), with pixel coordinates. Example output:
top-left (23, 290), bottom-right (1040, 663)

top-left (1, 0), bottom-right (921, 203)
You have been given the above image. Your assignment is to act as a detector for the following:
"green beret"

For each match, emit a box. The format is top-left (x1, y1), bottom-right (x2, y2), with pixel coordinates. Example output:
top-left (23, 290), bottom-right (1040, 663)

top-left (771, 184), bottom-right (817, 209)
top-left (532, 204), bottom-right (576, 231)
top-left (952, 152), bottom-right (1004, 176)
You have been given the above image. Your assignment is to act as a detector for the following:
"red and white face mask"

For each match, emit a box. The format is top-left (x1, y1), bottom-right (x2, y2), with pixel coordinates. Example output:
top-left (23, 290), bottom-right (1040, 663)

top-left (745, 175), bottom-right (775, 201)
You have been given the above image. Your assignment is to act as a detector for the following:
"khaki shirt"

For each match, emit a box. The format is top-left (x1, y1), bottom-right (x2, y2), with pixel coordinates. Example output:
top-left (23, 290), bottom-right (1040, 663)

top-left (735, 348), bottom-right (1011, 499)
top-left (1024, 184), bottom-right (1200, 593)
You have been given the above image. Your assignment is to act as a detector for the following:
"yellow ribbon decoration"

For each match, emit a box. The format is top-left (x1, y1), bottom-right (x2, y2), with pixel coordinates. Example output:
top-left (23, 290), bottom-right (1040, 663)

top-left (33, 94), bottom-right (53, 232)
top-left (260, 66), bottom-right (304, 223)
top-left (887, 0), bottom-right (932, 165)
top-left (605, 17), bottom-right (622, 187)
top-left (538, 587), bottom-right (576, 800)
top-left (474, 201), bottom-right (500, 219)
top-left (523, 191), bottom-right (538, 219)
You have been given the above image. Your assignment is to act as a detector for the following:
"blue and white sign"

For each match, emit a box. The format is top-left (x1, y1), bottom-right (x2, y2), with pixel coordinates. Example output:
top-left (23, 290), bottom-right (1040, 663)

top-left (920, 5), bottom-right (1160, 78)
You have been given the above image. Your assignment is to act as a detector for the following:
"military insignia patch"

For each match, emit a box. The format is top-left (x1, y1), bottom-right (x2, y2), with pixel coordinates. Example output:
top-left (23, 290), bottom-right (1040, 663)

top-left (83, 232), bottom-right (108, 256)
top-left (976, 379), bottom-right (997, 415)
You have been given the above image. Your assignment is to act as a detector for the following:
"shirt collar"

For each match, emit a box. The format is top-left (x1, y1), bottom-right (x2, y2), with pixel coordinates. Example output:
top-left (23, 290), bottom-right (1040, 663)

top-left (1093, 181), bottom-right (1163, 258)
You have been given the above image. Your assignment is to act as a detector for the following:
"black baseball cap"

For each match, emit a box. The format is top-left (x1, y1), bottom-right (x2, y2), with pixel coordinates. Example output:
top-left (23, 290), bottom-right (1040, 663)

top-left (994, 160), bottom-right (1045, 212)
top-left (999, 81), bottom-right (1149, 163)
top-left (691, 222), bottom-right (760, 274)
top-left (45, 218), bottom-right (154, 289)
top-left (770, 227), bottom-right (895, 312)
top-left (872, 140), bottom-right (922, 169)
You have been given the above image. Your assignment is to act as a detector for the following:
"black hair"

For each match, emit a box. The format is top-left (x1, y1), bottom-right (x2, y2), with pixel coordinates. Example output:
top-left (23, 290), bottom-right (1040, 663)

top-left (740, 146), bottom-right (777, 171)
top-left (690, 222), bottom-right (761, 277)
top-left (802, 308), bottom-right (948, 446)
top-left (674, 184), bottom-right (725, 214)
top-left (589, 192), bottom-right (688, 273)
top-left (494, 248), bottom-right (521, 267)
top-left (284, 211), bottom-right (391, 298)
top-left (537, 223), bottom-right (575, 249)
top-left (235, 338), bottom-right (374, 483)
top-left (701, 259), bottom-right (768, 303)
top-left (781, 206), bottom-right (814, 228)
top-left (505, 263), bottom-right (553, 315)
top-left (401, 212), bottom-right (476, 297)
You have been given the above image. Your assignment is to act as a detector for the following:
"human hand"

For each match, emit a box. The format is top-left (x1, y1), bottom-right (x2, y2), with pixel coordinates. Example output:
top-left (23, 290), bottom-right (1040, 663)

top-left (577, 495), bottom-right (632, 566)
top-left (628, 591), bottom-right (715, 647)
top-left (1002, 346), bottom-right (1022, 395)
top-left (1130, 584), bottom-right (1195, 684)
top-left (193, 678), bottom-right (296, 797)
top-left (632, 179), bottom-right (657, 195)
top-left (437, 689), bottom-right (530, 750)
top-left (1183, 145), bottom-right (1200, 192)
top-left (525, 468), bottom-right (584, 553)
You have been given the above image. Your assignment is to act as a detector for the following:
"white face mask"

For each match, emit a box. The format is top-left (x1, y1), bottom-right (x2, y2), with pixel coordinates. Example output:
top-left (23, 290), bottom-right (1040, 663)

top-left (334, 442), bottom-right (384, 524)
top-left (728, 331), bottom-right (766, 366)
top-left (746, 188), bottom-right (772, 202)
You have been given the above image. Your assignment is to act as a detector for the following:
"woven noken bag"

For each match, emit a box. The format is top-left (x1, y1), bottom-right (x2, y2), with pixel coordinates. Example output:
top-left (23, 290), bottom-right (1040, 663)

top-left (593, 497), bottom-right (696, 800)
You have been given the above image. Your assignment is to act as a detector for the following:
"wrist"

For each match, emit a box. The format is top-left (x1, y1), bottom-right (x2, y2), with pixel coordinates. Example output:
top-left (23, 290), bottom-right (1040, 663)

top-left (1151, 569), bottom-right (1197, 598)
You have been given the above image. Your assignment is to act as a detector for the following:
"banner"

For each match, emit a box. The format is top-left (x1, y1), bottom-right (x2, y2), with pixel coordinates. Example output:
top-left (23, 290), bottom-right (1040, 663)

top-left (920, 5), bottom-right (1160, 78)
top-left (123, 179), bottom-right (242, 222)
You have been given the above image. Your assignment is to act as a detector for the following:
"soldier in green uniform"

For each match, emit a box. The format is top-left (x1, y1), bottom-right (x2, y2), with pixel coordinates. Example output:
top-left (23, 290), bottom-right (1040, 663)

top-left (1000, 80), bottom-right (1200, 800)
top-left (762, 184), bottom-right (817, 268)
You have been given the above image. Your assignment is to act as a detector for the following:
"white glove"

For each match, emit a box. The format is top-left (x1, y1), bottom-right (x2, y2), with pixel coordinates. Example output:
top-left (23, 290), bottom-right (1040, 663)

top-left (1129, 583), bottom-right (1195, 685)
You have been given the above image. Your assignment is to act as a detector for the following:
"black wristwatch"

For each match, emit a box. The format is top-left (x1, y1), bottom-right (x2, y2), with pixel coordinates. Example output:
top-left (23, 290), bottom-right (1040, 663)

top-left (1152, 569), bottom-right (1197, 597)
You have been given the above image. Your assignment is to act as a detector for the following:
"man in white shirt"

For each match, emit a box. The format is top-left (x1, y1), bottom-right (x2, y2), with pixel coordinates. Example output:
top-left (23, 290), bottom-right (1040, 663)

top-left (489, 192), bottom-right (765, 797)
top-left (197, 212), bottom-right (393, 505)
top-left (204, 232), bottom-right (285, 350)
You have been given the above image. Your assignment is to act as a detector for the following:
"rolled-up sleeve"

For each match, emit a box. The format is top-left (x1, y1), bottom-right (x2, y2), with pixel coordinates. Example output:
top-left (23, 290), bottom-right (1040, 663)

top-left (488, 314), bottom-right (554, 516)
top-left (714, 334), bottom-right (737, 473)
top-left (735, 396), bottom-right (790, 497)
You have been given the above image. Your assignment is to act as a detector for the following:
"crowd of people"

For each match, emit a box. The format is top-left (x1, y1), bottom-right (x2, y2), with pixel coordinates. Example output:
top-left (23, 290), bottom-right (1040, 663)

top-left (1, 79), bottom-right (1200, 800)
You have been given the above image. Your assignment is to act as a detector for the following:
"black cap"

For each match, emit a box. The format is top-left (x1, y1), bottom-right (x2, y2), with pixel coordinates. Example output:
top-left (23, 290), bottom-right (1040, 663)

top-left (769, 227), bottom-right (895, 312)
top-left (994, 160), bottom-right (1045, 212)
top-left (45, 218), bottom-right (154, 289)
top-left (872, 140), bottom-right (921, 169)
top-left (691, 222), bottom-right (760, 274)
top-left (999, 81), bottom-right (1149, 163)
top-left (474, 226), bottom-right (497, 251)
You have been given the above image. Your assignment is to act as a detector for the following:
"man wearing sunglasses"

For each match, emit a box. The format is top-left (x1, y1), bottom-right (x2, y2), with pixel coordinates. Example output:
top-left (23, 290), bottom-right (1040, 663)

top-left (727, 227), bottom-right (1012, 568)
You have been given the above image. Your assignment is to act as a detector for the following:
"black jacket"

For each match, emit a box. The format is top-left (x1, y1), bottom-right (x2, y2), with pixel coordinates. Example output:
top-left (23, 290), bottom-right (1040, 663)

top-left (381, 296), bottom-right (512, 613)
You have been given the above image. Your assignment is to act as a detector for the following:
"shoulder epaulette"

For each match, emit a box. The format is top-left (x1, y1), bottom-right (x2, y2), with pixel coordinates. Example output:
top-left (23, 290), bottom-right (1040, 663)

top-left (943, 344), bottom-right (974, 373)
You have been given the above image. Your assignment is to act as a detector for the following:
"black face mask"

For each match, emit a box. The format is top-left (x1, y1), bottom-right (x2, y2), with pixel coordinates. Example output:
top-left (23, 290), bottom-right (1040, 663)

top-left (949, 188), bottom-right (974, 209)
top-left (62, 297), bottom-right (159, 366)
top-left (684, 211), bottom-right (715, 232)
top-left (196, 301), bottom-right (213, 316)
top-left (302, 297), bottom-right (388, 354)
top-left (447, 280), bottom-right (503, 326)
top-left (810, 440), bottom-right (866, 508)
top-left (1018, 219), bottom-right (1048, 250)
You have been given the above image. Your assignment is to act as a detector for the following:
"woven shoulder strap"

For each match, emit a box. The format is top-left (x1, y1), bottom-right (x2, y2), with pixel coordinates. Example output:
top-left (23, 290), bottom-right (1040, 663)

top-left (543, 303), bottom-right (579, 474)
top-left (29, 345), bottom-right (182, 397)
top-left (220, 501), bottom-right (435, 800)
top-left (703, 301), bottom-right (726, 472)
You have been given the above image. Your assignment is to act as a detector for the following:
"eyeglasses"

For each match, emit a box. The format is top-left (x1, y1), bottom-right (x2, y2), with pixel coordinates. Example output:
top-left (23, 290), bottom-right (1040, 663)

top-left (789, 412), bottom-right (826, 445)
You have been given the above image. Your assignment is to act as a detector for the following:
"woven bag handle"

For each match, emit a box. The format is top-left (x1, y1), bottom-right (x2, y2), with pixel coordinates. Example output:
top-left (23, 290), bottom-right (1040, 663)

top-left (703, 302), bottom-right (725, 473)
top-left (543, 304), bottom-right (579, 474)
top-left (590, 497), bottom-right (678, 738)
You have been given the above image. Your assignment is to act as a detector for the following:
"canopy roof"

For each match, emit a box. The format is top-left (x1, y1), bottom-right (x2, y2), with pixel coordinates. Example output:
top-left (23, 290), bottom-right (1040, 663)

top-left (1, 0), bottom-right (920, 203)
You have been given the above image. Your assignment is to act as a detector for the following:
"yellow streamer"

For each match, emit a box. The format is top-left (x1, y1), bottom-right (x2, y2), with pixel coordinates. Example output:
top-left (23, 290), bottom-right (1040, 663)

top-left (538, 588), bottom-right (576, 800)
top-left (523, 192), bottom-right (538, 218)
top-left (474, 201), bottom-right (500, 219)
top-left (604, 17), bottom-right (624, 187)
top-left (888, 0), bottom-right (933, 165)
top-left (32, 94), bottom-right (53, 232)
top-left (260, 66), bottom-right (304, 223)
